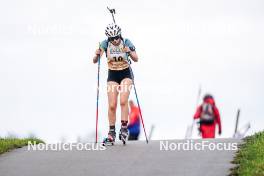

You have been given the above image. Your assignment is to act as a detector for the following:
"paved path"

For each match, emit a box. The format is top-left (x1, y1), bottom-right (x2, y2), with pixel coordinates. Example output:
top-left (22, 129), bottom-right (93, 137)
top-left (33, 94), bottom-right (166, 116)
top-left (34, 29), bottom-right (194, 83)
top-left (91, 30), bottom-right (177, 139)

top-left (0, 139), bottom-right (241, 176)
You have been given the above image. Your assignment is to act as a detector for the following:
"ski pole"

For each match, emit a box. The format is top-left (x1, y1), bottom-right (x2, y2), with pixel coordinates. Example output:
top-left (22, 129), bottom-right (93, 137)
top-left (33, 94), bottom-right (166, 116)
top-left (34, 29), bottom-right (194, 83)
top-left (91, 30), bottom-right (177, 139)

top-left (185, 85), bottom-right (202, 139)
top-left (148, 125), bottom-right (155, 140)
top-left (192, 85), bottom-right (202, 134)
top-left (106, 7), bottom-right (148, 143)
top-left (107, 7), bottom-right (116, 23)
top-left (127, 59), bottom-right (149, 144)
top-left (95, 44), bottom-right (101, 143)
top-left (233, 109), bottom-right (240, 138)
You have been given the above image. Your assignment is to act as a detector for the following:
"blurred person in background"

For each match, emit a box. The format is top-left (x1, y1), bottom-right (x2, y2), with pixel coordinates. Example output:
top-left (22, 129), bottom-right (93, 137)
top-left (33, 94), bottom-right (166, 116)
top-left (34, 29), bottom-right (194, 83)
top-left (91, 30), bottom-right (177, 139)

top-left (193, 94), bottom-right (222, 138)
top-left (128, 100), bottom-right (140, 140)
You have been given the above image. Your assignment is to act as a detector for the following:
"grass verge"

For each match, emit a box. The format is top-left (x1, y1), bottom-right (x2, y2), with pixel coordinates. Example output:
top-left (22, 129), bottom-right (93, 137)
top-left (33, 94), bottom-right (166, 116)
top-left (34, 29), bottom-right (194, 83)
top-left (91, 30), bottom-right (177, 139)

top-left (0, 138), bottom-right (44, 155)
top-left (230, 131), bottom-right (264, 176)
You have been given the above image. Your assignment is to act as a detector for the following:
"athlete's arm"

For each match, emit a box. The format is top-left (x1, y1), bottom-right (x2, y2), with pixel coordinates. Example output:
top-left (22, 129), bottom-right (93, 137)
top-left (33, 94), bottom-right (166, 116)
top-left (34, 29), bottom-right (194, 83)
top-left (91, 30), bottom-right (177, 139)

top-left (214, 106), bottom-right (222, 135)
top-left (193, 105), bottom-right (202, 119)
top-left (124, 39), bottom-right (138, 62)
top-left (129, 51), bottom-right (138, 62)
top-left (93, 40), bottom-right (107, 63)
top-left (93, 48), bottom-right (104, 63)
top-left (123, 46), bottom-right (138, 62)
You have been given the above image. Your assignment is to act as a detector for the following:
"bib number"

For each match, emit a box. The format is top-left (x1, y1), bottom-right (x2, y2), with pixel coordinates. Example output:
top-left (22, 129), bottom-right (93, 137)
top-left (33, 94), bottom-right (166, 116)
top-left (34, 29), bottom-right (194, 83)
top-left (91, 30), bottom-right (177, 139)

top-left (113, 56), bottom-right (124, 62)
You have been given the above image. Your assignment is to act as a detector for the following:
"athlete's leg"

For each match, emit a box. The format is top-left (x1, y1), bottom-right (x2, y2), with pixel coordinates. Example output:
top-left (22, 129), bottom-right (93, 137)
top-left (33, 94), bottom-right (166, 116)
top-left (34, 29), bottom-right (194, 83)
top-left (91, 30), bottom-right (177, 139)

top-left (107, 81), bottom-right (119, 126)
top-left (119, 78), bottom-right (133, 121)
top-left (201, 124), bottom-right (216, 138)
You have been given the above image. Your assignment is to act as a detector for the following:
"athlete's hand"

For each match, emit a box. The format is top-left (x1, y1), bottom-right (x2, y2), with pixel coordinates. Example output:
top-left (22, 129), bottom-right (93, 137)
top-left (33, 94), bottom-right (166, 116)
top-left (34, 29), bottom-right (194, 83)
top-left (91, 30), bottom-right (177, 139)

top-left (123, 46), bottom-right (138, 62)
top-left (95, 49), bottom-right (101, 55)
top-left (93, 49), bottom-right (101, 63)
top-left (93, 56), bottom-right (98, 63)
top-left (123, 46), bottom-right (131, 53)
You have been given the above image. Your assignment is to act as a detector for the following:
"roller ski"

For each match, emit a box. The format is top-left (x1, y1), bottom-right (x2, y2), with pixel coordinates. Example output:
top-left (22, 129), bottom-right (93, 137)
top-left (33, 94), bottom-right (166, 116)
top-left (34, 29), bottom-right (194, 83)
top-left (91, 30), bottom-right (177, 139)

top-left (102, 130), bottom-right (116, 146)
top-left (119, 127), bottom-right (128, 145)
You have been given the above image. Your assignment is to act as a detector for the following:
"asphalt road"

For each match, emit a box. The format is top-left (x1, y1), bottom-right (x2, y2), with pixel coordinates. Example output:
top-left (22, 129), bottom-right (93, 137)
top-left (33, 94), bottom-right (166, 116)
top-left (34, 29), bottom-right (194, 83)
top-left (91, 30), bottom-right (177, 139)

top-left (0, 138), bottom-right (241, 176)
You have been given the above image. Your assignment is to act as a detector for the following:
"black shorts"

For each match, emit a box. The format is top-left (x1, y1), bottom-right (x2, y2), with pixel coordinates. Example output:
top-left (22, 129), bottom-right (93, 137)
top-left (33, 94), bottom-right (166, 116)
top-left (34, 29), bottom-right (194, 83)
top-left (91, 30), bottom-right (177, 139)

top-left (107, 67), bottom-right (133, 84)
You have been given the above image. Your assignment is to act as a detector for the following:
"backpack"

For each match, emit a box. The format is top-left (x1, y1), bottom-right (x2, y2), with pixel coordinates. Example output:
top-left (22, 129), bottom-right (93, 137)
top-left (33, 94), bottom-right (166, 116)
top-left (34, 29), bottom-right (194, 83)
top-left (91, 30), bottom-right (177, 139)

top-left (200, 102), bottom-right (215, 124)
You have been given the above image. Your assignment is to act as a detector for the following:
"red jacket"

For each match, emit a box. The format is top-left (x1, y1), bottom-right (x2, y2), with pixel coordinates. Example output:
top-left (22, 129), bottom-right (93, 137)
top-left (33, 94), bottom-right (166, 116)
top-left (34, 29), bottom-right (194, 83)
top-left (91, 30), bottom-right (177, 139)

top-left (128, 106), bottom-right (140, 135)
top-left (194, 98), bottom-right (222, 138)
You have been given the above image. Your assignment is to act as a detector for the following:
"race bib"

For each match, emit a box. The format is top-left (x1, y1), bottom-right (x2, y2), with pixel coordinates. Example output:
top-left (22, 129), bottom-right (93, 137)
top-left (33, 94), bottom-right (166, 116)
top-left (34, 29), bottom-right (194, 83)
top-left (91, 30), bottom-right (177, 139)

top-left (107, 40), bottom-right (129, 70)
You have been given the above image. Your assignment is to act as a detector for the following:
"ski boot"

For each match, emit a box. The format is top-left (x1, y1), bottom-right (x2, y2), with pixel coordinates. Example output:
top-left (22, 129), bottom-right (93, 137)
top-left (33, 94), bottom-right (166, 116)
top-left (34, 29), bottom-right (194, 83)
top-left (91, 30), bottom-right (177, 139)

top-left (103, 130), bottom-right (116, 146)
top-left (119, 127), bottom-right (128, 145)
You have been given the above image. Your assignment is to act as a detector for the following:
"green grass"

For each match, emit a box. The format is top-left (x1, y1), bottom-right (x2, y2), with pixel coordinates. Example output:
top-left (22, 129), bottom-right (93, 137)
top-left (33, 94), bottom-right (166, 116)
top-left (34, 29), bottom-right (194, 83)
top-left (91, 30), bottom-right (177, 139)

top-left (0, 138), bottom-right (44, 155)
top-left (230, 131), bottom-right (264, 176)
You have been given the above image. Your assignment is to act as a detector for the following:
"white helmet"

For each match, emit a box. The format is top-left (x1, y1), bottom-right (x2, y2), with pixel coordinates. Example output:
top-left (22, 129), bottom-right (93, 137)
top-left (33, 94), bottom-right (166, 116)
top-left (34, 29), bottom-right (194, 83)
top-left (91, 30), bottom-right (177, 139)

top-left (105, 23), bottom-right (121, 38)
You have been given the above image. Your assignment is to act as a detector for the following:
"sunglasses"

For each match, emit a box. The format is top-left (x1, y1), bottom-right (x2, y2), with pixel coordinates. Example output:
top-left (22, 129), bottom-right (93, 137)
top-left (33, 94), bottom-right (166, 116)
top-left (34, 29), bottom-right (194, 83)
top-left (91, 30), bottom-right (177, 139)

top-left (108, 36), bottom-right (120, 41)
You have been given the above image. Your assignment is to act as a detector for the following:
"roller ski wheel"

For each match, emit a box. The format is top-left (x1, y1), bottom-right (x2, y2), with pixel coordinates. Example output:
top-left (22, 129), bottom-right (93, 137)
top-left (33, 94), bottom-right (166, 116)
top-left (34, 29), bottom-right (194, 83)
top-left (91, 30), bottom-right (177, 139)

top-left (119, 128), bottom-right (128, 145)
top-left (102, 138), bottom-right (114, 146)
top-left (120, 135), bottom-right (126, 145)
top-left (102, 131), bottom-right (116, 146)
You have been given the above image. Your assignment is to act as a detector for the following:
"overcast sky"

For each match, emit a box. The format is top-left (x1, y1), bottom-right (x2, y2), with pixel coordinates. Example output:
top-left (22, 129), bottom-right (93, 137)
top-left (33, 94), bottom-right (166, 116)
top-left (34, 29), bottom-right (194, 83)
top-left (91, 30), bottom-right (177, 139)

top-left (0, 0), bottom-right (263, 142)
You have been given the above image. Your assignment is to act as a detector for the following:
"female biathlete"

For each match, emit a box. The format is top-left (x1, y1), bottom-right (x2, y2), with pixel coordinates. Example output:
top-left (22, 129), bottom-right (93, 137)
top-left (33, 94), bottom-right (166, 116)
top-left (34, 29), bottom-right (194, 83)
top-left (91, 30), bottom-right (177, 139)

top-left (93, 23), bottom-right (138, 144)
